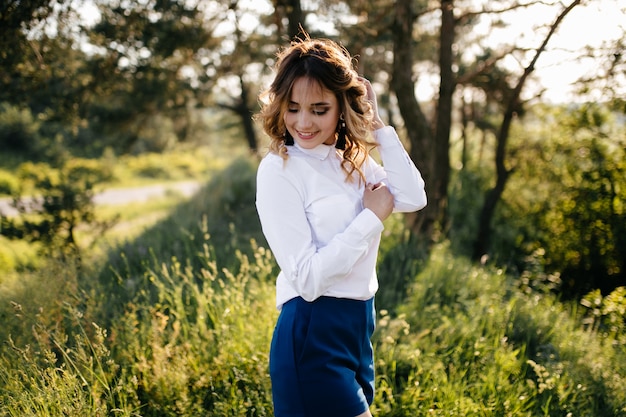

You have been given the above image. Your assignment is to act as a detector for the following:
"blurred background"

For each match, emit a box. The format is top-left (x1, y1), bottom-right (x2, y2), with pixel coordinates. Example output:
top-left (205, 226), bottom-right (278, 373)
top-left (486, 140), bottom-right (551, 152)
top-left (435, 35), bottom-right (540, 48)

top-left (2, 0), bottom-right (623, 295)
top-left (0, 1), bottom-right (625, 416)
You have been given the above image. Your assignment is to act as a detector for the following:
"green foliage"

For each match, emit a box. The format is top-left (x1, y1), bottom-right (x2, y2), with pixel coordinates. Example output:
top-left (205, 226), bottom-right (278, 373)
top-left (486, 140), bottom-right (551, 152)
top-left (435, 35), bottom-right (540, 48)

top-left (0, 102), bottom-right (46, 157)
top-left (2, 149), bottom-right (626, 417)
top-left (119, 149), bottom-right (216, 181)
top-left (371, 244), bottom-right (626, 416)
top-left (452, 103), bottom-right (625, 298)
top-left (494, 103), bottom-right (626, 296)
top-left (0, 247), bottom-right (14, 273)
top-left (81, 0), bottom-right (224, 153)
top-left (1, 158), bottom-right (116, 257)
top-left (0, 169), bottom-right (19, 195)
top-left (581, 287), bottom-right (626, 343)
top-left (0, 236), bottom-right (39, 275)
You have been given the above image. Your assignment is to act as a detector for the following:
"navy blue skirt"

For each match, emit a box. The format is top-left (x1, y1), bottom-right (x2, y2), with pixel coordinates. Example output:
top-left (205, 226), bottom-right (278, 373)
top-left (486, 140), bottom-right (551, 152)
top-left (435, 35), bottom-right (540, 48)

top-left (269, 296), bottom-right (376, 417)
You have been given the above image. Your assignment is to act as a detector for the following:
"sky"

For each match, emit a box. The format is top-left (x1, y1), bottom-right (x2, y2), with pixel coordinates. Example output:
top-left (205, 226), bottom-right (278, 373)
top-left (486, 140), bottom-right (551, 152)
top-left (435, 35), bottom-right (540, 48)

top-left (409, 0), bottom-right (625, 103)
top-left (494, 0), bottom-right (625, 103)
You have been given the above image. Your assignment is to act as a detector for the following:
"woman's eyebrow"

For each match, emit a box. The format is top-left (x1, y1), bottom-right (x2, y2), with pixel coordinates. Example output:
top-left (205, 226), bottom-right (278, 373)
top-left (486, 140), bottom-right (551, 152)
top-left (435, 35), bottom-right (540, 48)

top-left (310, 102), bottom-right (332, 108)
top-left (288, 101), bottom-right (332, 107)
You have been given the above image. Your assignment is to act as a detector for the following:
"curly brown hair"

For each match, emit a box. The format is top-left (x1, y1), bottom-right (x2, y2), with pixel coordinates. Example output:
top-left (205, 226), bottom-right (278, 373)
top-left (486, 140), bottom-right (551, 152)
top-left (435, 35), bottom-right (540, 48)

top-left (257, 35), bottom-right (376, 183)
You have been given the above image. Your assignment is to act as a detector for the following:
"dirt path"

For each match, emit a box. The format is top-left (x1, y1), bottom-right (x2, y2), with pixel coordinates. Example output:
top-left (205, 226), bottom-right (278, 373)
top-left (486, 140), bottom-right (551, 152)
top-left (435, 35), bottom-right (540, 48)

top-left (0, 180), bottom-right (202, 217)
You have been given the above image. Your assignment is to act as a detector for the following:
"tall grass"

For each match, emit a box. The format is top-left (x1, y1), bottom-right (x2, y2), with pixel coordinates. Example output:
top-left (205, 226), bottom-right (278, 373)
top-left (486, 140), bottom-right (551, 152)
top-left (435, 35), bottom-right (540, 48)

top-left (1, 228), bottom-right (277, 416)
top-left (372, 243), bottom-right (626, 416)
top-left (106, 239), bottom-right (278, 416)
top-left (1, 157), bottom-right (625, 416)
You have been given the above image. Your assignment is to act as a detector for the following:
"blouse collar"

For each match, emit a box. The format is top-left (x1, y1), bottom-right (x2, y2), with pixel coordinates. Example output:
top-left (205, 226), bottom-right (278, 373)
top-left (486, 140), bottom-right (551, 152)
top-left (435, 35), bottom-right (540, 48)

top-left (293, 142), bottom-right (335, 160)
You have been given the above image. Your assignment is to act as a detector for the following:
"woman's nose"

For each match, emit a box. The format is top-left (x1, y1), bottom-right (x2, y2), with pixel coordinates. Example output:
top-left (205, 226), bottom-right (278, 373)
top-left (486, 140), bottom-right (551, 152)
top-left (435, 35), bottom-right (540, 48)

top-left (297, 112), bottom-right (313, 128)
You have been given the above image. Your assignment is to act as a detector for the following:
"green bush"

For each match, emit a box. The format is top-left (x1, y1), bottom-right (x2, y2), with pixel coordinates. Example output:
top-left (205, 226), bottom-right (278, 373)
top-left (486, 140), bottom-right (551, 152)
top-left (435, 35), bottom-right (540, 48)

top-left (0, 102), bottom-right (42, 154)
top-left (490, 104), bottom-right (626, 297)
top-left (2, 158), bottom-right (116, 257)
top-left (0, 169), bottom-right (19, 196)
top-left (0, 237), bottom-right (40, 275)
top-left (0, 247), bottom-right (15, 273)
top-left (581, 286), bottom-right (626, 343)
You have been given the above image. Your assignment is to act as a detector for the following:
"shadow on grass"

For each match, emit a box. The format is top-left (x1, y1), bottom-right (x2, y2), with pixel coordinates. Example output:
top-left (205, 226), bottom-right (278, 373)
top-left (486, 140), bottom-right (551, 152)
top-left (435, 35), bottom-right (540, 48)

top-left (93, 156), bottom-right (271, 327)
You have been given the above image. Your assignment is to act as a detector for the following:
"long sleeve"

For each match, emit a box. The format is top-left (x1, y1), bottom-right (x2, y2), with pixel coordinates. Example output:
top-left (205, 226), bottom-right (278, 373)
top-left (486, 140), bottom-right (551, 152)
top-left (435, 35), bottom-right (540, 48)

top-left (368, 126), bottom-right (427, 212)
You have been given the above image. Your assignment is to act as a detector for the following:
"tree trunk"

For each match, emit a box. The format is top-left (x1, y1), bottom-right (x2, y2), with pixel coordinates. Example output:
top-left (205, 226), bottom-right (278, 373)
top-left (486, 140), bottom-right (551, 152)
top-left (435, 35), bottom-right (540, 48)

top-left (390, 0), bottom-right (437, 239)
top-left (472, 0), bottom-right (581, 260)
top-left (237, 76), bottom-right (258, 152)
top-left (286, 0), bottom-right (304, 39)
top-left (273, 0), bottom-right (305, 39)
top-left (218, 75), bottom-right (258, 152)
top-left (433, 0), bottom-right (455, 235)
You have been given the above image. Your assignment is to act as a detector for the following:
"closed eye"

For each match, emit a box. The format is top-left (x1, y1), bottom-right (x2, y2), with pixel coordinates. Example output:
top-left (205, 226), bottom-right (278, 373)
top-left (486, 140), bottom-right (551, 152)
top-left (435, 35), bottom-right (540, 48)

top-left (288, 100), bottom-right (333, 115)
top-left (286, 108), bottom-right (328, 116)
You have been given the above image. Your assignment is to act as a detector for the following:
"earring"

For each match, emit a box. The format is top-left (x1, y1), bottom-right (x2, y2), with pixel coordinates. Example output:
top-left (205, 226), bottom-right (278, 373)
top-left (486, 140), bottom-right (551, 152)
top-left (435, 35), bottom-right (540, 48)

top-left (284, 130), bottom-right (294, 146)
top-left (335, 117), bottom-right (346, 150)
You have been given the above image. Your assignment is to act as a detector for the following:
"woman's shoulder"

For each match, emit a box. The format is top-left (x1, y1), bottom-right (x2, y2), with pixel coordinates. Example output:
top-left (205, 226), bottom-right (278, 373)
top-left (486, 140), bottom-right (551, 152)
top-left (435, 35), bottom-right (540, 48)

top-left (258, 147), bottom-right (316, 184)
top-left (258, 151), bottom-right (309, 194)
top-left (259, 150), bottom-right (283, 165)
top-left (258, 150), bottom-right (297, 177)
top-left (259, 147), bottom-right (308, 167)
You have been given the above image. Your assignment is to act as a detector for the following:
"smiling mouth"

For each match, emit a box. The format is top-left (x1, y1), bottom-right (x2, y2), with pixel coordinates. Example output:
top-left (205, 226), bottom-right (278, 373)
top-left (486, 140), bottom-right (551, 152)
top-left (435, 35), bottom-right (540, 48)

top-left (297, 130), bottom-right (318, 139)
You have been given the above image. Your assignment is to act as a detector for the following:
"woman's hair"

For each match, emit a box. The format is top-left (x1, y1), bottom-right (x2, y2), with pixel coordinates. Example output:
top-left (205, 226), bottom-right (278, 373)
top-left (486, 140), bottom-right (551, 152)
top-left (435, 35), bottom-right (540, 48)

top-left (257, 34), bottom-right (375, 182)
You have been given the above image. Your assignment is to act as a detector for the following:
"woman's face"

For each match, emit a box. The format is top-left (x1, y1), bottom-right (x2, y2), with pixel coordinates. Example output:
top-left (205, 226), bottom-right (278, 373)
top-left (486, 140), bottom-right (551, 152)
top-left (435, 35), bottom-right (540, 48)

top-left (284, 77), bottom-right (341, 149)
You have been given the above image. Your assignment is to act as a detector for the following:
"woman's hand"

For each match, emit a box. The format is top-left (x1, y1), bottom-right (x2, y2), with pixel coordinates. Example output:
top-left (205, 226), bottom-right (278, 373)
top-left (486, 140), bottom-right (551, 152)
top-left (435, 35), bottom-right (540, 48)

top-left (359, 77), bottom-right (385, 130)
top-left (363, 182), bottom-right (394, 221)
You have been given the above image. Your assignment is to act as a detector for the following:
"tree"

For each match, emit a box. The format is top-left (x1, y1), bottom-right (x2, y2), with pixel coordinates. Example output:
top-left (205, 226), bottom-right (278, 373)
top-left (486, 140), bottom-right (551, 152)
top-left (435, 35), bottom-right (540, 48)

top-left (390, 0), bottom-right (440, 240)
top-left (489, 102), bottom-right (626, 297)
top-left (574, 14), bottom-right (626, 111)
top-left (379, 0), bottom-right (589, 252)
top-left (83, 0), bottom-right (220, 152)
top-left (0, 0), bottom-right (93, 139)
top-left (0, 0), bottom-right (63, 107)
top-left (213, 1), bottom-right (284, 153)
top-left (471, 0), bottom-right (582, 260)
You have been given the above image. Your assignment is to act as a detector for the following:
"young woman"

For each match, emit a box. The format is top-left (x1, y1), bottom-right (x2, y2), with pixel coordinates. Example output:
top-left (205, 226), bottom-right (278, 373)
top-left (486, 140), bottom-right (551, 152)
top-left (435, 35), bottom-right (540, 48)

top-left (255, 35), bottom-right (427, 417)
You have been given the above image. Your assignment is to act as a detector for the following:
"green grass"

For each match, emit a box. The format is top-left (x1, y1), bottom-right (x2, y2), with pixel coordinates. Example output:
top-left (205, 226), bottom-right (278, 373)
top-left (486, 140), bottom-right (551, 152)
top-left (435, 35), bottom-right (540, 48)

top-left (0, 153), bottom-right (625, 416)
top-left (371, 244), bottom-right (626, 416)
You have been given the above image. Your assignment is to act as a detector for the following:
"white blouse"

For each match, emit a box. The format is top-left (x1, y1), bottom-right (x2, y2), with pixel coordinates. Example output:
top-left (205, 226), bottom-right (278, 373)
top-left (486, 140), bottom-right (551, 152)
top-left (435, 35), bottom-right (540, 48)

top-left (256, 126), bottom-right (427, 309)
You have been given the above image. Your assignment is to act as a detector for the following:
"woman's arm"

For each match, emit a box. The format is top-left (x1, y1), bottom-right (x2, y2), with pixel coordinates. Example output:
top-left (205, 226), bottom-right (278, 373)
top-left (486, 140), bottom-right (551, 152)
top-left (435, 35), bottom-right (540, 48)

top-left (374, 127), bottom-right (427, 213)
top-left (361, 78), bottom-right (427, 212)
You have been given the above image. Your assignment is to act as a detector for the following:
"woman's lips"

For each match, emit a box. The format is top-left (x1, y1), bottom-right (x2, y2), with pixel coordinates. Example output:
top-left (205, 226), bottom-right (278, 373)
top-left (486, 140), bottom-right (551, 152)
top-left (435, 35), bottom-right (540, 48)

top-left (297, 130), bottom-right (317, 139)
